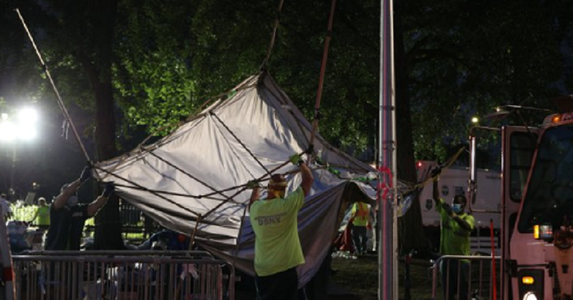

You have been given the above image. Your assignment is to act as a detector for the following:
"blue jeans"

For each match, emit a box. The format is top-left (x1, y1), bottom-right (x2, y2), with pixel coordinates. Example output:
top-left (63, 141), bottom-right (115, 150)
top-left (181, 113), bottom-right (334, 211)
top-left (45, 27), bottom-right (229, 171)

top-left (351, 226), bottom-right (368, 254)
top-left (440, 259), bottom-right (469, 300)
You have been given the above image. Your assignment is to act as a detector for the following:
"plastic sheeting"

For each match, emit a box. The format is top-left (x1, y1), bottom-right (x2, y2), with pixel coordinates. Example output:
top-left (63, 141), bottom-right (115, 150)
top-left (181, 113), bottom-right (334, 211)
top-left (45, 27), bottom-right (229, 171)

top-left (95, 71), bottom-right (377, 285)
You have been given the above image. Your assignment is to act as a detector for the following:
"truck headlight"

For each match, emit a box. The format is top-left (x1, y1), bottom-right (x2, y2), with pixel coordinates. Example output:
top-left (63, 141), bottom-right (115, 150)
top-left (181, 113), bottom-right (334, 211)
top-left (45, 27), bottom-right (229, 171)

top-left (518, 269), bottom-right (543, 300)
top-left (523, 291), bottom-right (537, 300)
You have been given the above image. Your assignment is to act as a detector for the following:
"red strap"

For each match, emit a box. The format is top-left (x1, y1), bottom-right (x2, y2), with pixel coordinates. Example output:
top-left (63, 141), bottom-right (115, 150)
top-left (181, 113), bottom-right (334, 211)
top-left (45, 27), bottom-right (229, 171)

top-left (377, 166), bottom-right (393, 200)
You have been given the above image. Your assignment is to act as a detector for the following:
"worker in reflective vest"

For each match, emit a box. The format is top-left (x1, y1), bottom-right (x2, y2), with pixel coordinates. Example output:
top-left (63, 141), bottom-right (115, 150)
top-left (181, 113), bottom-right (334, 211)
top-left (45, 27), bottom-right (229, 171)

top-left (350, 202), bottom-right (372, 255)
top-left (433, 168), bottom-right (475, 300)
top-left (31, 197), bottom-right (50, 230)
top-left (248, 152), bottom-right (314, 300)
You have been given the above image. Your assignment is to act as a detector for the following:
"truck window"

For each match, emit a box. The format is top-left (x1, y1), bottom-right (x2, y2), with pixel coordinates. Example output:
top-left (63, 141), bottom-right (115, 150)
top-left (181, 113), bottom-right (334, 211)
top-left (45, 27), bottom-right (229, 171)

top-left (509, 132), bottom-right (537, 202)
top-left (518, 124), bottom-right (573, 233)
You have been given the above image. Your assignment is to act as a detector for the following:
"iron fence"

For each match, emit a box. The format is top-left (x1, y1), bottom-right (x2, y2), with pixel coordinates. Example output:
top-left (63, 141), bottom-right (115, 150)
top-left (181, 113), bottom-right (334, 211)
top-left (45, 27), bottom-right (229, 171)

top-left (431, 254), bottom-right (501, 300)
top-left (12, 250), bottom-right (234, 300)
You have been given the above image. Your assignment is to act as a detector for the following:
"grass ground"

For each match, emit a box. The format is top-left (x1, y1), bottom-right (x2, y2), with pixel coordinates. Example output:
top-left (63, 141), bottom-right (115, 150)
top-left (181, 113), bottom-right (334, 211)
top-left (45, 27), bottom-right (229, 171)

top-left (234, 252), bottom-right (438, 300)
top-left (331, 253), bottom-right (436, 300)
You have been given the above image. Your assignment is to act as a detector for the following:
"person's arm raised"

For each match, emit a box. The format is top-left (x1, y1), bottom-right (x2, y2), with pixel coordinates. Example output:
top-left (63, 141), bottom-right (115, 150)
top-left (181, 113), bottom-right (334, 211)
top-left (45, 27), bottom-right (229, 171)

top-left (248, 187), bottom-right (260, 211)
top-left (299, 162), bottom-right (313, 196)
top-left (87, 182), bottom-right (114, 217)
top-left (432, 177), bottom-right (440, 206)
top-left (53, 180), bottom-right (81, 211)
top-left (54, 165), bottom-right (92, 211)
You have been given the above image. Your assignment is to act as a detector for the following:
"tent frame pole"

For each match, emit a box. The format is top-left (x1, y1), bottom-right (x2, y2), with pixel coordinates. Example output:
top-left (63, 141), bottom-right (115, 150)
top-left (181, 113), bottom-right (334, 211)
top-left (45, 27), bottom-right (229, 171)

top-left (309, 0), bottom-right (337, 147)
top-left (378, 0), bottom-right (398, 299)
top-left (189, 214), bottom-right (202, 250)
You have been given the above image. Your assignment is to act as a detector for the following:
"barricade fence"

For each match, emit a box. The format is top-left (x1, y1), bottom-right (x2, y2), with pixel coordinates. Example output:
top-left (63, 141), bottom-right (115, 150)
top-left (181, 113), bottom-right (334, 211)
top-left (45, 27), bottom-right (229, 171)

top-left (12, 250), bottom-right (235, 300)
top-left (431, 255), bottom-right (500, 300)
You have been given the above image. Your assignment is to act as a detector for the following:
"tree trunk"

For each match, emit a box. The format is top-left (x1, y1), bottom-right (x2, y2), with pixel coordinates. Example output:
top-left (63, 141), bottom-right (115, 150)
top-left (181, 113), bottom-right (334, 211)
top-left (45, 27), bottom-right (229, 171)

top-left (394, 14), bottom-right (429, 255)
top-left (79, 0), bottom-right (125, 250)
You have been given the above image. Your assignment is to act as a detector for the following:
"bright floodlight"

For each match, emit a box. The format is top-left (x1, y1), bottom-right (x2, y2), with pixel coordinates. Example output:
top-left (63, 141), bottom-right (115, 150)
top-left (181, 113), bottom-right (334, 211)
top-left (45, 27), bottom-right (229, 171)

top-left (0, 120), bottom-right (17, 142)
top-left (18, 124), bottom-right (37, 141)
top-left (471, 116), bottom-right (479, 123)
top-left (0, 107), bottom-right (39, 142)
top-left (18, 107), bottom-right (38, 124)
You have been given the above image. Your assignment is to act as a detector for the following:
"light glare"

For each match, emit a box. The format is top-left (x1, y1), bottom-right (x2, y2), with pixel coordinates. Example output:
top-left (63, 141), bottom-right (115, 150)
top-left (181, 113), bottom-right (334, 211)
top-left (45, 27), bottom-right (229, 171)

top-left (522, 276), bottom-right (535, 285)
top-left (0, 107), bottom-right (39, 143)
top-left (18, 107), bottom-right (38, 124)
top-left (0, 121), bottom-right (17, 142)
top-left (523, 291), bottom-right (537, 300)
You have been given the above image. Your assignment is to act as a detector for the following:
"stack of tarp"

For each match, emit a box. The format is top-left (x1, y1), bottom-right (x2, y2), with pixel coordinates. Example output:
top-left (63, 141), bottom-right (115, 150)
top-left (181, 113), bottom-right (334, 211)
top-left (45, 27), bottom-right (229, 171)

top-left (95, 71), bottom-right (387, 285)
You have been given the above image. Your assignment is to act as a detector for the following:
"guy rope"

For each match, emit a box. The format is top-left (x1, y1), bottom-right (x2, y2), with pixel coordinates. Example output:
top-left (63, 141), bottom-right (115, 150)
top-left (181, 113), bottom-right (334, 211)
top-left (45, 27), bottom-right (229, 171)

top-left (14, 8), bottom-right (92, 167)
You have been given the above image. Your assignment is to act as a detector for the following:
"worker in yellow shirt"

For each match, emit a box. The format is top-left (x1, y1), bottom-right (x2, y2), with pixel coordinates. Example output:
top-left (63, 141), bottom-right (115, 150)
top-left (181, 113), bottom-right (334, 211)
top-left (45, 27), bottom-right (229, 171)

top-left (31, 197), bottom-right (50, 230)
top-left (433, 168), bottom-right (474, 300)
top-left (248, 152), bottom-right (314, 300)
top-left (350, 201), bottom-right (372, 255)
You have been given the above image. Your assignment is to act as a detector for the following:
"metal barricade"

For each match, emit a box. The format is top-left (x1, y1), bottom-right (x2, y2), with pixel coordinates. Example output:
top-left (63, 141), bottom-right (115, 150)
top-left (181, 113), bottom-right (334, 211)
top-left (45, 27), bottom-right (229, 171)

top-left (12, 250), bottom-right (235, 300)
top-left (431, 255), bottom-right (500, 300)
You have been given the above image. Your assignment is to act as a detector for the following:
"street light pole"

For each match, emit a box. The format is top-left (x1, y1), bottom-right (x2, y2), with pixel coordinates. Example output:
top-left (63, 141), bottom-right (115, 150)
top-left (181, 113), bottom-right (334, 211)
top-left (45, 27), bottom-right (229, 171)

top-left (9, 144), bottom-right (16, 198)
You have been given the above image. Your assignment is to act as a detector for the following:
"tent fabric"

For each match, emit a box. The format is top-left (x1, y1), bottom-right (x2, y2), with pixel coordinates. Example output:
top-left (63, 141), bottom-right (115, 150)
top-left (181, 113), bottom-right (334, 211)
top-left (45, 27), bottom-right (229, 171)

top-left (95, 71), bottom-right (379, 285)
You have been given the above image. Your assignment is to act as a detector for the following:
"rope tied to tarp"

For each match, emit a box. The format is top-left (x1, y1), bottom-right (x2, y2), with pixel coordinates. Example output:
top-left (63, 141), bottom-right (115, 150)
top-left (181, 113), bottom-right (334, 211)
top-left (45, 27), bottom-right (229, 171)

top-left (410, 146), bottom-right (466, 193)
top-left (259, 0), bottom-right (286, 71)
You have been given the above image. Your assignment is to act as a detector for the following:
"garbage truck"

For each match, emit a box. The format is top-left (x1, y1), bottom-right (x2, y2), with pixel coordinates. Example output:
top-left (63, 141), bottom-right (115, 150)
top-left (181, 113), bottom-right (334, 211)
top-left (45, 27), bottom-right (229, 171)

top-left (470, 101), bottom-right (573, 299)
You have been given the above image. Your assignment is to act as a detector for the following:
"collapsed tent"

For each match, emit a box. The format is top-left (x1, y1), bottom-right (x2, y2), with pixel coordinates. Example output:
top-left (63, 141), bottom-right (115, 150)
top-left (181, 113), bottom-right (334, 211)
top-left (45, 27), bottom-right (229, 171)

top-left (95, 71), bottom-right (386, 285)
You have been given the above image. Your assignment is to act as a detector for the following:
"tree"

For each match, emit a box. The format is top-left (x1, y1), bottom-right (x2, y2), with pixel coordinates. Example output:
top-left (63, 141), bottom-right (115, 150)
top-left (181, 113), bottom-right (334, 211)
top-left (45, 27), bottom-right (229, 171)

top-left (1, 0), bottom-right (570, 254)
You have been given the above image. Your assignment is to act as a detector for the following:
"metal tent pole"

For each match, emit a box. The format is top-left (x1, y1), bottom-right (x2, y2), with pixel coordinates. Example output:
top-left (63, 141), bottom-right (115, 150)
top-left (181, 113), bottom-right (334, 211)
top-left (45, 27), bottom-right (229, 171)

top-left (378, 0), bottom-right (398, 298)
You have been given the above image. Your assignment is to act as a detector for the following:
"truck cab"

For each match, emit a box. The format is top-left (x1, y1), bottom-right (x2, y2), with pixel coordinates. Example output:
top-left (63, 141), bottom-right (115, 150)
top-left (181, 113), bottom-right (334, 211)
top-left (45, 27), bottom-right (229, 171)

top-left (500, 112), bottom-right (573, 299)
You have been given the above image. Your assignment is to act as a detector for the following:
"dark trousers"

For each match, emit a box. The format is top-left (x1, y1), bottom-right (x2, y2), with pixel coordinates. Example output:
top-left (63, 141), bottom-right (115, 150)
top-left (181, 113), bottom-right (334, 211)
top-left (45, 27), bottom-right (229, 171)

top-left (351, 226), bottom-right (368, 254)
top-left (255, 267), bottom-right (298, 300)
top-left (440, 259), bottom-right (469, 300)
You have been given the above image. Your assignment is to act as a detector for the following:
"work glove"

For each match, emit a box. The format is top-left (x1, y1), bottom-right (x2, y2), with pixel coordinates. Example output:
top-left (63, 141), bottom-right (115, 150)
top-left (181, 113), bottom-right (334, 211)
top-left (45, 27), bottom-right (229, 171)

top-left (80, 166), bottom-right (92, 183)
top-left (289, 153), bottom-right (304, 166)
top-left (430, 166), bottom-right (442, 178)
top-left (102, 182), bottom-right (115, 197)
top-left (442, 202), bottom-right (452, 214)
top-left (245, 180), bottom-right (260, 189)
top-left (304, 144), bottom-right (315, 155)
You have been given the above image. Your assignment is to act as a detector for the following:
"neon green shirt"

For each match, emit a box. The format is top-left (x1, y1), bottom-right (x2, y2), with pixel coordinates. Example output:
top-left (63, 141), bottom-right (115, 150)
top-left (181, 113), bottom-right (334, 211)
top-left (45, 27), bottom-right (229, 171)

top-left (437, 198), bottom-right (475, 257)
top-left (250, 187), bottom-right (305, 277)
top-left (351, 202), bottom-right (370, 227)
top-left (36, 206), bottom-right (50, 226)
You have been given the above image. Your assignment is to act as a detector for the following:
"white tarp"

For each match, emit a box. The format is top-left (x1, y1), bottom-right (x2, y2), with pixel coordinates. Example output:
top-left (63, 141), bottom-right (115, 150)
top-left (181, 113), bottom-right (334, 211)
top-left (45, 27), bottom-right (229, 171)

top-left (96, 71), bottom-right (378, 285)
